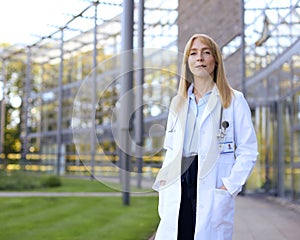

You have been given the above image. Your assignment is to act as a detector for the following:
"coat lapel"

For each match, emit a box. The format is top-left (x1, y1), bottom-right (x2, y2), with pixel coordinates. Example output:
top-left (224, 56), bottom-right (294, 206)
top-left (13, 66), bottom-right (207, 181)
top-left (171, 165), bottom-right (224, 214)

top-left (199, 86), bottom-right (222, 178)
top-left (199, 86), bottom-right (219, 127)
top-left (153, 87), bottom-right (221, 189)
top-left (153, 94), bottom-right (188, 191)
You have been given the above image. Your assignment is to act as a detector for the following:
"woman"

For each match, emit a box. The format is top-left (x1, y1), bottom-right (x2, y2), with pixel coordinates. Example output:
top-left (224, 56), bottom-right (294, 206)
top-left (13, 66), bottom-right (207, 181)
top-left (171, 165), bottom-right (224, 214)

top-left (153, 34), bottom-right (258, 240)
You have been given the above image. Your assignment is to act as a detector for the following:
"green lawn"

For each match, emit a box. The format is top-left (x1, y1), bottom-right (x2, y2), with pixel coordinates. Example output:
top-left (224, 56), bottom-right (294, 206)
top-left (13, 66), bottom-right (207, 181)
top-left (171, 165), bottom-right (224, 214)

top-left (0, 176), bottom-right (159, 240)
top-left (0, 196), bottom-right (159, 240)
top-left (37, 177), bottom-right (117, 192)
top-left (0, 171), bottom-right (152, 193)
top-left (44, 177), bottom-right (153, 193)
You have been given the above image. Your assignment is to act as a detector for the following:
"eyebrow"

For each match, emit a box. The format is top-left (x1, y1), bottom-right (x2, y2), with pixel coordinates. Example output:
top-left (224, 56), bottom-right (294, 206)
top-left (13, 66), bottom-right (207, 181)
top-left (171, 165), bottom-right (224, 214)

top-left (190, 47), bottom-right (211, 51)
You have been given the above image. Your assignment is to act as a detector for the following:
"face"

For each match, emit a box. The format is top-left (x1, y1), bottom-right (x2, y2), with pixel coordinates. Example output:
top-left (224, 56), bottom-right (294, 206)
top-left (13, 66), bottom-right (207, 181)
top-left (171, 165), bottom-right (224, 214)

top-left (187, 38), bottom-right (216, 78)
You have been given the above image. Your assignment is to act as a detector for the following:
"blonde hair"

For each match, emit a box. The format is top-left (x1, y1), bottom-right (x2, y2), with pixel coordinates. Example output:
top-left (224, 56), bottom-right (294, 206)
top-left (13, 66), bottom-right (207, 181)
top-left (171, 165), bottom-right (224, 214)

top-left (177, 33), bottom-right (233, 109)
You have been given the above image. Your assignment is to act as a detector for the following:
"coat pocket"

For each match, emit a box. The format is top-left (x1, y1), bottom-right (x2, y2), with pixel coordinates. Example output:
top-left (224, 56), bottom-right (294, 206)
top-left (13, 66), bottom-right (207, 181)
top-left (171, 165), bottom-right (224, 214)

top-left (211, 189), bottom-right (235, 228)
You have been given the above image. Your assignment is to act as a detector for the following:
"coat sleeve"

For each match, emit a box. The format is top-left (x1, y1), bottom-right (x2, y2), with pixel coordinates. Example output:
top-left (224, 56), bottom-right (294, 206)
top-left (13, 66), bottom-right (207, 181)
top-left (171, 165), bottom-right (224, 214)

top-left (160, 97), bottom-right (178, 172)
top-left (152, 98), bottom-right (175, 192)
top-left (222, 91), bottom-right (258, 197)
top-left (163, 110), bottom-right (175, 151)
top-left (163, 95), bottom-right (180, 151)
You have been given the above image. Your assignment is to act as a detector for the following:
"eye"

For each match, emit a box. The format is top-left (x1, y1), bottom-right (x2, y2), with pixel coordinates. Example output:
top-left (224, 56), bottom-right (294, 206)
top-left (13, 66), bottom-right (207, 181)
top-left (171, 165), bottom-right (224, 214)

top-left (203, 50), bottom-right (211, 55)
top-left (190, 51), bottom-right (196, 55)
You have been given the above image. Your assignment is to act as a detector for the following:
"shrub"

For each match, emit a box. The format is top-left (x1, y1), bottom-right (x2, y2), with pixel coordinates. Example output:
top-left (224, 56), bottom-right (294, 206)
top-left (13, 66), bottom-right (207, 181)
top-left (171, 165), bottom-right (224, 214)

top-left (0, 170), bottom-right (62, 190)
top-left (41, 175), bottom-right (62, 188)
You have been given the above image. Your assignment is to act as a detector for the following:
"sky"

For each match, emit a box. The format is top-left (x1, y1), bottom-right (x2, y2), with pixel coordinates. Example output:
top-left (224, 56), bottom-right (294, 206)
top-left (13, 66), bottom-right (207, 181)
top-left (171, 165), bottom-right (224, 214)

top-left (0, 0), bottom-right (89, 46)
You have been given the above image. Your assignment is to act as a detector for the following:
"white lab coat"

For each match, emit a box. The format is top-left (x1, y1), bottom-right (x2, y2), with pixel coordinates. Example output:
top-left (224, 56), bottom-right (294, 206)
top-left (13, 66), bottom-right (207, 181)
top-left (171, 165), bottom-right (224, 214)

top-left (153, 86), bottom-right (258, 240)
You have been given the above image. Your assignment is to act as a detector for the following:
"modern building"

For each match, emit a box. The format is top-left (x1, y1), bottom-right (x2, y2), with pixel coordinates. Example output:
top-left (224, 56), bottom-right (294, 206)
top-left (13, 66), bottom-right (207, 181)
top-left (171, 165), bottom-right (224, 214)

top-left (0, 0), bottom-right (299, 201)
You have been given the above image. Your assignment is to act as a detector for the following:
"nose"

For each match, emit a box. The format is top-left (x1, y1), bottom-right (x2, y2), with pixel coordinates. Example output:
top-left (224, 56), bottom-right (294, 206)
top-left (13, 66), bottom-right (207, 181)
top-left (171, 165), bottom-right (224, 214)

top-left (197, 51), bottom-right (204, 61)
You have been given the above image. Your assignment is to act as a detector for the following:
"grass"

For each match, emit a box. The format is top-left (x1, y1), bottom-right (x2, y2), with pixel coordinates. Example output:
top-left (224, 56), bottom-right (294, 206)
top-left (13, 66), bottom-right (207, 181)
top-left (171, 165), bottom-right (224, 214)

top-left (0, 176), bottom-right (159, 240)
top-left (43, 177), bottom-right (153, 193)
top-left (0, 170), bottom-right (153, 193)
top-left (0, 196), bottom-right (159, 240)
top-left (37, 177), bottom-right (116, 192)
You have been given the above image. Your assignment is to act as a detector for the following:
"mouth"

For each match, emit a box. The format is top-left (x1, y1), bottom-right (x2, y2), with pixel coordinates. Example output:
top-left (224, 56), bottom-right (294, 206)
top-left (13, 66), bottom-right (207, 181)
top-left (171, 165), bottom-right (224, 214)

top-left (196, 64), bottom-right (206, 68)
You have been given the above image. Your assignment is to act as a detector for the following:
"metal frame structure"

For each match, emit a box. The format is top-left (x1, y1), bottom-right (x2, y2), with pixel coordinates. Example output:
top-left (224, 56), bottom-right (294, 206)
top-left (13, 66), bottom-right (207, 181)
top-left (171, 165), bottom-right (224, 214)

top-left (0, 0), bottom-right (300, 200)
top-left (0, 0), bottom-right (178, 182)
top-left (242, 0), bottom-right (300, 200)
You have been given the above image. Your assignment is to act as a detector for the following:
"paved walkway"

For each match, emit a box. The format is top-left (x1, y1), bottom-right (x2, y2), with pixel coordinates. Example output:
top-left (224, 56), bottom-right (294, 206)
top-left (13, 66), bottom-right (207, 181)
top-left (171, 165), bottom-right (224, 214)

top-left (233, 194), bottom-right (300, 240)
top-left (149, 194), bottom-right (300, 240)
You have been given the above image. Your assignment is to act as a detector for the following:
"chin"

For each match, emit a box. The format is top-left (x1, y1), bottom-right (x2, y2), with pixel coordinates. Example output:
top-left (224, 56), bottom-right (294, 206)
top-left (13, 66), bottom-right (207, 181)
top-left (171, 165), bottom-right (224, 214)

top-left (195, 70), bottom-right (211, 78)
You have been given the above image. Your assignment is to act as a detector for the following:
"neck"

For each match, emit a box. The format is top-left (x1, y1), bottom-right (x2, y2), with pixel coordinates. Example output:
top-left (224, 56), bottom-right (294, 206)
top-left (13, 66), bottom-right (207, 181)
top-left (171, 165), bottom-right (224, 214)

top-left (193, 76), bottom-right (214, 100)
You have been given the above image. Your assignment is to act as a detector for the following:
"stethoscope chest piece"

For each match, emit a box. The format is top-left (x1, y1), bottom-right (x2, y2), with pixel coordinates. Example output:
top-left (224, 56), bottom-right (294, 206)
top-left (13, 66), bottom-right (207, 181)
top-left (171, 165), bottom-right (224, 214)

top-left (217, 120), bottom-right (229, 139)
top-left (217, 106), bottom-right (229, 140)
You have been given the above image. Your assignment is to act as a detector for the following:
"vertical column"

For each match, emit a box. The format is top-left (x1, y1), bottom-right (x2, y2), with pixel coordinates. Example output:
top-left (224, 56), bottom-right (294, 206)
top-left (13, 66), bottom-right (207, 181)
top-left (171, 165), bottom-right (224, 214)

top-left (289, 59), bottom-right (296, 201)
top-left (277, 101), bottom-right (285, 197)
top-left (135, 0), bottom-right (144, 189)
top-left (90, 1), bottom-right (98, 179)
top-left (57, 28), bottom-right (64, 176)
top-left (21, 48), bottom-right (32, 170)
top-left (0, 60), bottom-right (6, 161)
top-left (264, 106), bottom-right (271, 192)
top-left (240, 0), bottom-right (247, 195)
top-left (241, 0), bottom-right (246, 97)
top-left (290, 96), bottom-right (298, 201)
top-left (119, 0), bottom-right (134, 206)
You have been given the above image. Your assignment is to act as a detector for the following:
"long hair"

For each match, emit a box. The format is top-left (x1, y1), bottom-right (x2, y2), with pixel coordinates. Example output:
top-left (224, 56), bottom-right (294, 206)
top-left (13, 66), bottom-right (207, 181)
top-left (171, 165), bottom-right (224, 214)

top-left (177, 34), bottom-right (233, 110)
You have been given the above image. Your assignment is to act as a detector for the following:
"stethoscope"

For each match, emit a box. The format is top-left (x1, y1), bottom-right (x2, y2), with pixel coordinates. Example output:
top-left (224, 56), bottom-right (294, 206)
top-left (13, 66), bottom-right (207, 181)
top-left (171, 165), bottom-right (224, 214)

top-left (168, 115), bottom-right (178, 133)
top-left (168, 106), bottom-right (229, 138)
top-left (217, 106), bottom-right (229, 140)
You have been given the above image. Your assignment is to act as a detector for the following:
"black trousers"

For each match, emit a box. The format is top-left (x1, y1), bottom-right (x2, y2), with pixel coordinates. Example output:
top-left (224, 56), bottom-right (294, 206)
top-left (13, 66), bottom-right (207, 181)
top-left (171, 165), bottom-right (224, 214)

top-left (177, 155), bottom-right (198, 240)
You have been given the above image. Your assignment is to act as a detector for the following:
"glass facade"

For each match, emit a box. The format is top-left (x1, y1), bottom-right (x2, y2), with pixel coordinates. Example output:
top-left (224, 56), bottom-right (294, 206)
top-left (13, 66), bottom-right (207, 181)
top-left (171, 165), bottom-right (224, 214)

top-left (242, 0), bottom-right (300, 201)
top-left (0, 0), bottom-right (300, 199)
top-left (0, 0), bottom-right (178, 179)
top-left (248, 59), bottom-right (300, 201)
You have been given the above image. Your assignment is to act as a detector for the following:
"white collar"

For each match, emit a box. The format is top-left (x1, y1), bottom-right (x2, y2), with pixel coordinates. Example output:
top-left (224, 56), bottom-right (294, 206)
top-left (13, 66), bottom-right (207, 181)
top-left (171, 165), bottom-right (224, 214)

top-left (188, 83), bottom-right (217, 99)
